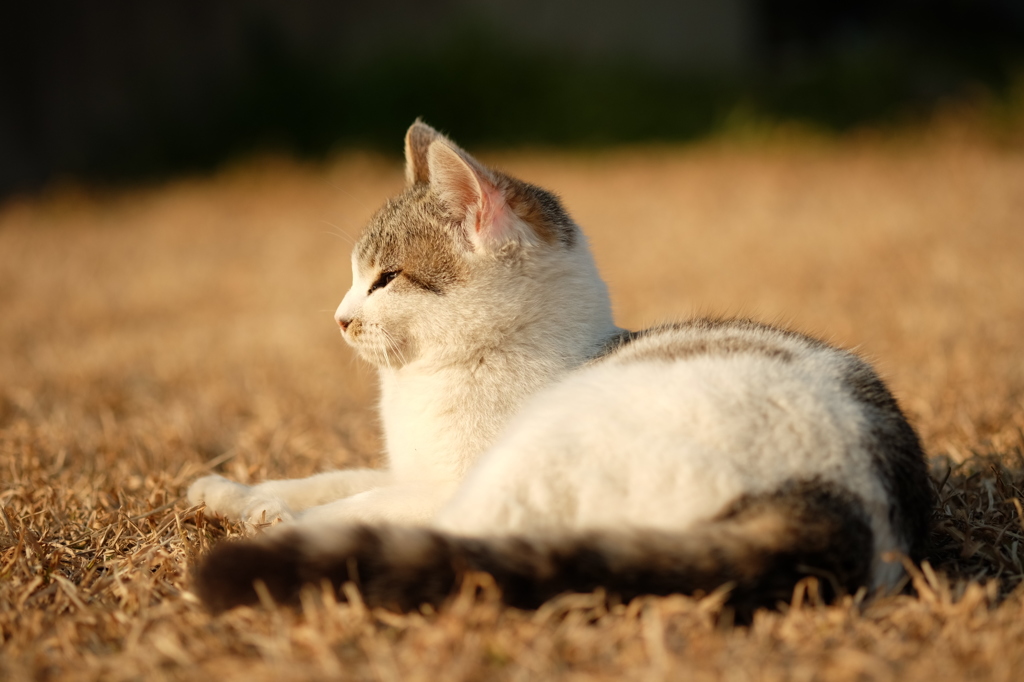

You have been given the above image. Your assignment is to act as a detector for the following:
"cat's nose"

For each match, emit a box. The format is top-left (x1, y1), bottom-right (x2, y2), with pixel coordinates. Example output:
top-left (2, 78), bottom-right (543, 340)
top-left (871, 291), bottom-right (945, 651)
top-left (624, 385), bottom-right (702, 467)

top-left (336, 316), bottom-right (351, 332)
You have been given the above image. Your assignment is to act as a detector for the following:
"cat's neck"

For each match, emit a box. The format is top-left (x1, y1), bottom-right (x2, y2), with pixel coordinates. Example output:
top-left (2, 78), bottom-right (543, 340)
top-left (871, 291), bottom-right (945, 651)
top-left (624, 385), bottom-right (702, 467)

top-left (378, 323), bottom-right (617, 483)
top-left (378, 247), bottom-right (618, 482)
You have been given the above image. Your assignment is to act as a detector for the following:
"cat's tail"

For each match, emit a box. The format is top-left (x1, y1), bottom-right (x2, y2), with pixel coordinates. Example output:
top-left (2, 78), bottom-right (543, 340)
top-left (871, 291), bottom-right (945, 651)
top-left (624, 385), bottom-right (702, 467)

top-left (194, 484), bottom-right (875, 616)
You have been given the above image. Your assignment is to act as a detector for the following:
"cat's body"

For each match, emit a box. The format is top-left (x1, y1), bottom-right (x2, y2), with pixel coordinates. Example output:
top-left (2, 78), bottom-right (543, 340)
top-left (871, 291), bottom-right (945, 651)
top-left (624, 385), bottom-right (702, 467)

top-left (190, 121), bottom-right (933, 616)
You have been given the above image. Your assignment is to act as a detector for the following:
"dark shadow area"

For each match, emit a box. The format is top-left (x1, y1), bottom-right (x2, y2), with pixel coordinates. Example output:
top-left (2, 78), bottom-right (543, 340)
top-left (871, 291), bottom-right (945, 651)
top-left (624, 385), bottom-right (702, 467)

top-left (1, 0), bottom-right (1023, 196)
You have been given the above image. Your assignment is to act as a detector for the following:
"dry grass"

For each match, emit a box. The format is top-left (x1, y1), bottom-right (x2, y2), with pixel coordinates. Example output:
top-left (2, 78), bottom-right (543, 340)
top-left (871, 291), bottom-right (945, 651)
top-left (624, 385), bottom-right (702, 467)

top-left (2, 127), bottom-right (1024, 681)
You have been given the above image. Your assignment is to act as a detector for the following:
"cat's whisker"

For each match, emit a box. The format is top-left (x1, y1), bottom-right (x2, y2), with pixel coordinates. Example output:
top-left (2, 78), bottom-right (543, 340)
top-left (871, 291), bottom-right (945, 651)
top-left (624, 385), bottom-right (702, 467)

top-left (385, 337), bottom-right (401, 368)
top-left (381, 328), bottom-right (407, 367)
top-left (321, 220), bottom-right (357, 245)
top-left (373, 328), bottom-right (395, 370)
top-left (323, 230), bottom-right (355, 245)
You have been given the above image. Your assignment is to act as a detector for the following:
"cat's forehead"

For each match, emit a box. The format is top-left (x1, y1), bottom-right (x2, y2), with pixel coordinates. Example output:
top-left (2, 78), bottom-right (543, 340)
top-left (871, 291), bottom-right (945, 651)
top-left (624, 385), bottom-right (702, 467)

top-left (353, 185), bottom-right (469, 297)
top-left (355, 185), bottom-right (456, 269)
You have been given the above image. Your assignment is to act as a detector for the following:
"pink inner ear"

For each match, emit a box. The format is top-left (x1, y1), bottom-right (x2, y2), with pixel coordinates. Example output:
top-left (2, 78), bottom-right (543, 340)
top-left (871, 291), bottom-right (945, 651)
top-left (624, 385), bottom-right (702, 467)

top-left (476, 183), bottom-right (508, 237)
top-left (428, 141), bottom-right (516, 248)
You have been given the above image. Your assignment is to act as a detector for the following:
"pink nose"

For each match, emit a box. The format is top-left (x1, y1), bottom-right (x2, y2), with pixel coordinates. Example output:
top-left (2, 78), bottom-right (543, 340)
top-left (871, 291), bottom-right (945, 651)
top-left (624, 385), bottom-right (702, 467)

top-left (337, 317), bottom-right (351, 331)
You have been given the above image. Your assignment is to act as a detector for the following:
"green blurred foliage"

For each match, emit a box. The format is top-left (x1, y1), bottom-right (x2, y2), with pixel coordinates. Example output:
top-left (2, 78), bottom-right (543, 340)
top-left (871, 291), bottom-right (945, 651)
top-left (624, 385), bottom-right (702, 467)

top-left (87, 29), bottom-right (1024, 185)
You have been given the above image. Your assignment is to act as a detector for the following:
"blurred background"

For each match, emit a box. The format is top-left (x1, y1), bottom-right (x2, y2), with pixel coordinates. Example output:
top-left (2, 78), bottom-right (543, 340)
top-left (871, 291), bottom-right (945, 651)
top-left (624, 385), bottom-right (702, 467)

top-left (2, 0), bottom-right (1024, 197)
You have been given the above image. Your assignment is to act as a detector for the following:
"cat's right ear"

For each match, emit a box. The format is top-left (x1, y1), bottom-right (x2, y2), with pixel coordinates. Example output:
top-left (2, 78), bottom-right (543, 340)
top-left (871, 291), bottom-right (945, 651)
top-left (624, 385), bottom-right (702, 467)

top-left (404, 120), bottom-right (444, 186)
top-left (428, 141), bottom-right (528, 253)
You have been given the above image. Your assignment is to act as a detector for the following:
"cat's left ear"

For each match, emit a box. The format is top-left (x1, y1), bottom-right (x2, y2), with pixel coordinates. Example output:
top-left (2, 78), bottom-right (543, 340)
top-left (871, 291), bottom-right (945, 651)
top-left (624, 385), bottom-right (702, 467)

top-left (428, 142), bottom-right (528, 252)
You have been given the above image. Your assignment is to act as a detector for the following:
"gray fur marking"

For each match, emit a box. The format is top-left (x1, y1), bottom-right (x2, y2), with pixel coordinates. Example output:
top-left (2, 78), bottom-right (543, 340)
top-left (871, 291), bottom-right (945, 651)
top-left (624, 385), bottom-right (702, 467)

top-left (357, 184), bottom-right (468, 295)
top-left (840, 359), bottom-right (934, 559)
top-left (592, 318), bottom-right (818, 365)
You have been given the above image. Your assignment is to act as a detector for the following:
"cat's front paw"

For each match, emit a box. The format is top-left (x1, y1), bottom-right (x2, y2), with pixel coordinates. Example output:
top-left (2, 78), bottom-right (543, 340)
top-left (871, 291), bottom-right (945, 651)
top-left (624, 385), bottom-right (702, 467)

top-left (188, 474), bottom-right (252, 520)
top-left (241, 497), bottom-right (296, 529)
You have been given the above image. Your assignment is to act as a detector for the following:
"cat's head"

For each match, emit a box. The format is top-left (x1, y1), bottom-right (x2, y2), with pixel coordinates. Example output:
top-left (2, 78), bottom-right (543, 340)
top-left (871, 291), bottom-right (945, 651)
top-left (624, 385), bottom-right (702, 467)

top-left (335, 120), bottom-right (608, 368)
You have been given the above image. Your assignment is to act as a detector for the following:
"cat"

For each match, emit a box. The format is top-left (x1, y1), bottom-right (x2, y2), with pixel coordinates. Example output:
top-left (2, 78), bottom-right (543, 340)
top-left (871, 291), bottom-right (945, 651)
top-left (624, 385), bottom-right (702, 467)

top-left (188, 120), bottom-right (934, 617)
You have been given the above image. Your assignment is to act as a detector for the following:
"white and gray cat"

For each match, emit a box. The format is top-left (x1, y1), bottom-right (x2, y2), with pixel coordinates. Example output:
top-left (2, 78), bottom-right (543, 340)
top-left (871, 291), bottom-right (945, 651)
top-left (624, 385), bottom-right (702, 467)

top-left (189, 121), bottom-right (933, 616)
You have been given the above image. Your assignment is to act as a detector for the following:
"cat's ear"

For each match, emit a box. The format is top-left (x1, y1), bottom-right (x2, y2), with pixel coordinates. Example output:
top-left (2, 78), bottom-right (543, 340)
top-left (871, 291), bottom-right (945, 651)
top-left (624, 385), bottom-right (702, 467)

top-left (428, 141), bottom-right (524, 252)
top-left (404, 120), bottom-right (445, 186)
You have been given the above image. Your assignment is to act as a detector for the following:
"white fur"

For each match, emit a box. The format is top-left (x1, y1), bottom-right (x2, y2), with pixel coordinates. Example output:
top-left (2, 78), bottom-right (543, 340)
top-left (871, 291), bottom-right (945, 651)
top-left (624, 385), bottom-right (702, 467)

top-left (433, 340), bottom-right (903, 587)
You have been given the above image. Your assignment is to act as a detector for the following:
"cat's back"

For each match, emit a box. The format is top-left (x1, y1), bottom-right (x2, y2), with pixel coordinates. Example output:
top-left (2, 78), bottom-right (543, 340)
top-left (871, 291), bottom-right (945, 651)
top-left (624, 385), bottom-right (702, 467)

top-left (434, 318), bottom-right (926, 582)
top-left (598, 317), bottom-right (830, 367)
top-left (497, 317), bottom-right (877, 468)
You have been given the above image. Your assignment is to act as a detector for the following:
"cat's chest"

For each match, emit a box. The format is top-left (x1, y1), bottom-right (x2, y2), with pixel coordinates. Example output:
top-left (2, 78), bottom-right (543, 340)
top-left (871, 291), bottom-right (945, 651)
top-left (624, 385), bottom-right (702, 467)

top-left (378, 364), bottom-right (533, 482)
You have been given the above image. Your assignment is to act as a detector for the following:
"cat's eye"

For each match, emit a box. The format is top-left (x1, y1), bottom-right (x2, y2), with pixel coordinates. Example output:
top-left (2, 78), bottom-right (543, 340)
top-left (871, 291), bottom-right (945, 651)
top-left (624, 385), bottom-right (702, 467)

top-left (368, 270), bottom-right (401, 294)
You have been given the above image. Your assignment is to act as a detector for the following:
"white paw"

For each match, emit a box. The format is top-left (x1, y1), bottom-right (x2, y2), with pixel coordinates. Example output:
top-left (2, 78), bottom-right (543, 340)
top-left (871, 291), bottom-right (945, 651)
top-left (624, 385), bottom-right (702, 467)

top-left (241, 497), bottom-right (296, 528)
top-left (187, 474), bottom-right (252, 520)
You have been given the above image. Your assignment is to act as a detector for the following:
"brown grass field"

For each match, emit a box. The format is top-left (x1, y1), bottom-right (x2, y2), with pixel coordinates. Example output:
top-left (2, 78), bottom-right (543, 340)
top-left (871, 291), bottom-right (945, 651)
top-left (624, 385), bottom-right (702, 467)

top-left (2, 125), bottom-right (1024, 681)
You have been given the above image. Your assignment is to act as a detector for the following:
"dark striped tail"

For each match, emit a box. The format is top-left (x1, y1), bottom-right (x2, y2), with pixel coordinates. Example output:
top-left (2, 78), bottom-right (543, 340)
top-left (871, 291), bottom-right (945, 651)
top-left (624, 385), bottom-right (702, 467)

top-left (195, 482), bottom-right (874, 617)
